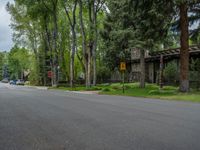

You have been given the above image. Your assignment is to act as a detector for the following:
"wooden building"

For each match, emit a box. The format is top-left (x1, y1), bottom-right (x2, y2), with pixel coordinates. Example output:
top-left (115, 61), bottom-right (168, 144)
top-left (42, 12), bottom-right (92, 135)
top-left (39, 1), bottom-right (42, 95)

top-left (129, 45), bottom-right (200, 84)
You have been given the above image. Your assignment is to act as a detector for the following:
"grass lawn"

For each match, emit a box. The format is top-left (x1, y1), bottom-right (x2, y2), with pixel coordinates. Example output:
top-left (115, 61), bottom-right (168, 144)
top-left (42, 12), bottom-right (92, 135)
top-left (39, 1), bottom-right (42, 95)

top-left (49, 85), bottom-right (103, 91)
top-left (100, 83), bottom-right (200, 103)
top-left (50, 83), bottom-right (200, 103)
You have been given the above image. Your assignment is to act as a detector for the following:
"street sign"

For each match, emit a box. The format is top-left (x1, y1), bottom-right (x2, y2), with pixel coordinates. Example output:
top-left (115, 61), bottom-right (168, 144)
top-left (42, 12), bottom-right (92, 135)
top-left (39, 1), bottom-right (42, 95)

top-left (120, 62), bottom-right (126, 71)
top-left (48, 71), bottom-right (53, 78)
top-left (120, 62), bottom-right (126, 93)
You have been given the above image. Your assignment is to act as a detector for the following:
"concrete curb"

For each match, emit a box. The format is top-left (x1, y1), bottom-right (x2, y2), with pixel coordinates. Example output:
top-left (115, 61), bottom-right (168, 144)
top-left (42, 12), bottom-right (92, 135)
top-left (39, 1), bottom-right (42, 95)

top-left (70, 91), bottom-right (99, 95)
top-left (25, 86), bottom-right (48, 90)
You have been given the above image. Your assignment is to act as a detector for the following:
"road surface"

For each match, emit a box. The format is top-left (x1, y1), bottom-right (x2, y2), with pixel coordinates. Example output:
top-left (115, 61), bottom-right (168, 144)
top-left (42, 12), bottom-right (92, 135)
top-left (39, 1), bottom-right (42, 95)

top-left (0, 83), bottom-right (200, 150)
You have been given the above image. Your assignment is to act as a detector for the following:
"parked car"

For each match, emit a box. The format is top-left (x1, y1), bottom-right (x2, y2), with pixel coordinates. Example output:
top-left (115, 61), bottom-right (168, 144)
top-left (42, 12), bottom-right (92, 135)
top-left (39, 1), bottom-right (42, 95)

top-left (1, 78), bottom-right (9, 83)
top-left (9, 80), bottom-right (17, 85)
top-left (16, 79), bottom-right (25, 85)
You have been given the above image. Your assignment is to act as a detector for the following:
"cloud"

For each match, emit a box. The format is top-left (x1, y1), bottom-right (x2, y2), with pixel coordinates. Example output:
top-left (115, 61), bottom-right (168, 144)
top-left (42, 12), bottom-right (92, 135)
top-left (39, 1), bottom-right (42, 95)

top-left (0, 0), bottom-right (13, 52)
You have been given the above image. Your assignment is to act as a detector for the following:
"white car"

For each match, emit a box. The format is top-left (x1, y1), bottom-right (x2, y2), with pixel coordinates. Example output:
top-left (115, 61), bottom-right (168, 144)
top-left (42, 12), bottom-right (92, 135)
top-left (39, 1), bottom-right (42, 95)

top-left (1, 78), bottom-right (9, 83)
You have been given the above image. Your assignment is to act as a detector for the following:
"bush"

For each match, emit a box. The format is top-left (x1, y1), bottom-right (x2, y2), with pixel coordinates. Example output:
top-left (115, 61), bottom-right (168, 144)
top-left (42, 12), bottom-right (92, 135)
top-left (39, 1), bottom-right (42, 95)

top-left (111, 85), bottom-right (121, 90)
top-left (25, 81), bottom-right (31, 85)
top-left (102, 88), bottom-right (112, 92)
top-left (111, 84), bottom-right (131, 90)
top-left (148, 89), bottom-right (176, 95)
top-left (97, 66), bottom-right (111, 83)
top-left (163, 61), bottom-right (178, 83)
top-left (162, 86), bottom-right (178, 90)
top-left (86, 87), bottom-right (102, 91)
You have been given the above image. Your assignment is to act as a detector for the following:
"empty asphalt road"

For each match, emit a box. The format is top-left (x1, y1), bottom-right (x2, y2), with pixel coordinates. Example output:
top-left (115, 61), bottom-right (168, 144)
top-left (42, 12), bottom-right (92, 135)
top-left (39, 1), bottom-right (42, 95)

top-left (0, 83), bottom-right (200, 150)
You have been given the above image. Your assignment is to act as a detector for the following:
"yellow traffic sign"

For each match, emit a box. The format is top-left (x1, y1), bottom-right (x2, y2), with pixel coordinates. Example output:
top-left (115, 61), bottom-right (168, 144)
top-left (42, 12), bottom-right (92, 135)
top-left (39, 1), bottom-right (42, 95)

top-left (120, 62), bottom-right (126, 71)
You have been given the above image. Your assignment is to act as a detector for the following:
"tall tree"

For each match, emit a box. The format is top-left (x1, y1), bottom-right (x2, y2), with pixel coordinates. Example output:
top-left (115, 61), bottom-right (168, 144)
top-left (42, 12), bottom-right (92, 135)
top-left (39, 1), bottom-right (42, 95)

top-left (179, 1), bottom-right (190, 92)
top-left (173, 0), bottom-right (199, 92)
top-left (62, 0), bottom-right (78, 88)
top-left (79, 0), bottom-right (90, 87)
top-left (78, 0), bottom-right (105, 87)
top-left (189, 2), bottom-right (200, 43)
top-left (102, 0), bottom-right (173, 88)
top-left (88, 0), bottom-right (105, 86)
top-left (8, 46), bottom-right (30, 80)
top-left (41, 0), bottom-right (59, 86)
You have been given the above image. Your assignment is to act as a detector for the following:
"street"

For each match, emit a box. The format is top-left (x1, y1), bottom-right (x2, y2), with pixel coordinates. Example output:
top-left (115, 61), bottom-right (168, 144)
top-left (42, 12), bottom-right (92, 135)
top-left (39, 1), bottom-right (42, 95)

top-left (0, 83), bottom-right (200, 150)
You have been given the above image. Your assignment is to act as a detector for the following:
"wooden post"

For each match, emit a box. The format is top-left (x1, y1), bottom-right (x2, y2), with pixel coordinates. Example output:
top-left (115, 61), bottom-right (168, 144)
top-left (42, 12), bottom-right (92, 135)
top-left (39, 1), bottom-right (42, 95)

top-left (123, 71), bottom-right (125, 93)
top-left (160, 55), bottom-right (164, 89)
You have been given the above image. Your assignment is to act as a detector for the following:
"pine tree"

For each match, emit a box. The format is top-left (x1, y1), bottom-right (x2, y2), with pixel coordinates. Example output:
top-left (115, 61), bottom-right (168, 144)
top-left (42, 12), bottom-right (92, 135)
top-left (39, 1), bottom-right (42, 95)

top-left (102, 0), bottom-right (173, 88)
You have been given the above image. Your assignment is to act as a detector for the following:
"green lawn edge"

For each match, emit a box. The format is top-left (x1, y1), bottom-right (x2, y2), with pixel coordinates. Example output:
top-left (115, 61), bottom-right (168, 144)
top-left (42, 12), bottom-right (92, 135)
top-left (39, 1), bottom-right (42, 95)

top-left (49, 83), bottom-right (200, 103)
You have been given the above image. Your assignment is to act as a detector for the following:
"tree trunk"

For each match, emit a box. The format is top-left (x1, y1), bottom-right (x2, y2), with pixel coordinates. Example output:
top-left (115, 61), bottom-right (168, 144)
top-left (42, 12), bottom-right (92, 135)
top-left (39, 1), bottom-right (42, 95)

top-left (70, 54), bottom-right (75, 88)
top-left (92, 3), bottom-right (97, 86)
top-left (140, 49), bottom-right (145, 88)
top-left (70, 28), bottom-right (76, 88)
top-left (159, 55), bottom-right (164, 89)
top-left (87, 0), bottom-right (93, 87)
top-left (179, 3), bottom-right (189, 92)
top-left (52, 3), bottom-right (58, 87)
top-left (88, 46), bottom-right (91, 87)
top-left (64, 0), bottom-right (78, 88)
top-left (92, 39), bottom-right (97, 86)
top-left (43, 36), bottom-right (48, 86)
top-left (79, 0), bottom-right (89, 87)
top-left (44, 15), bottom-right (53, 86)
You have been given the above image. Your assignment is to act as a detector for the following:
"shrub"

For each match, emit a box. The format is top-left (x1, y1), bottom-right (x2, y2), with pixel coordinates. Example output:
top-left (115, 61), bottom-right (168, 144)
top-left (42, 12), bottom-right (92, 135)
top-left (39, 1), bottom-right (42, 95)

top-left (148, 89), bottom-right (176, 95)
top-left (163, 61), bottom-right (178, 83)
top-left (86, 87), bottom-right (102, 91)
top-left (112, 85), bottom-right (121, 90)
top-left (162, 86), bottom-right (178, 90)
top-left (102, 88), bottom-right (112, 92)
top-left (97, 66), bottom-right (111, 83)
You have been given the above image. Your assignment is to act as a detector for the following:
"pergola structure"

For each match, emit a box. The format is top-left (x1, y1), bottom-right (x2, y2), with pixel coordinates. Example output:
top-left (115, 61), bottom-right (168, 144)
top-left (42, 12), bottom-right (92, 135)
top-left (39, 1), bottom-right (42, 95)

top-left (129, 45), bottom-right (200, 83)
top-left (131, 45), bottom-right (200, 63)
top-left (149, 45), bottom-right (200, 60)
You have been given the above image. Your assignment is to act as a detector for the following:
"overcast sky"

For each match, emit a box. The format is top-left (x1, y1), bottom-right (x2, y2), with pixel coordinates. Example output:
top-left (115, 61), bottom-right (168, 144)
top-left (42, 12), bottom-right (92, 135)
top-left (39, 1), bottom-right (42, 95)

top-left (0, 0), bottom-right (13, 52)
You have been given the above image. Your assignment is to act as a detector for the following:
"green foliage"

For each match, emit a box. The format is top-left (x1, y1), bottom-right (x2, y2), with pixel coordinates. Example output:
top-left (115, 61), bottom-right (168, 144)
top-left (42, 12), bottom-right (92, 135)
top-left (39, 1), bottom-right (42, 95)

top-left (28, 58), bottom-right (40, 85)
top-left (101, 0), bottom-right (174, 70)
top-left (190, 58), bottom-right (200, 73)
top-left (0, 52), bottom-right (5, 80)
top-left (163, 61), bottom-right (178, 83)
top-left (7, 0), bottom-right (107, 86)
top-left (97, 66), bottom-right (111, 82)
top-left (172, 1), bottom-right (200, 44)
top-left (190, 58), bottom-right (200, 89)
top-left (8, 46), bottom-right (31, 80)
top-left (102, 87), bottom-right (112, 92)
top-left (6, 0), bottom-right (200, 87)
top-left (100, 83), bottom-right (200, 102)
top-left (148, 90), bottom-right (176, 95)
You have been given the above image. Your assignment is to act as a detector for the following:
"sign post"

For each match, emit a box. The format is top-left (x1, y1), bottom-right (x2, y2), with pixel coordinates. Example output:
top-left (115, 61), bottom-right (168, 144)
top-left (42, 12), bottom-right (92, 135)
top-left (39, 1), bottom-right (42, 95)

top-left (120, 62), bottom-right (126, 93)
top-left (48, 71), bottom-right (53, 78)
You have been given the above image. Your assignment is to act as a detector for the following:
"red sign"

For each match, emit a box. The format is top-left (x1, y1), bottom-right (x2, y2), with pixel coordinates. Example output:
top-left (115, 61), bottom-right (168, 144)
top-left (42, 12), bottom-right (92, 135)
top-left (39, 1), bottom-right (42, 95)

top-left (48, 71), bottom-right (53, 78)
